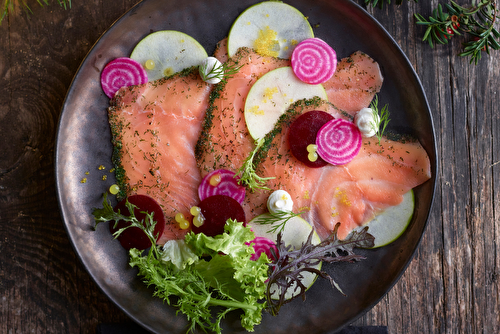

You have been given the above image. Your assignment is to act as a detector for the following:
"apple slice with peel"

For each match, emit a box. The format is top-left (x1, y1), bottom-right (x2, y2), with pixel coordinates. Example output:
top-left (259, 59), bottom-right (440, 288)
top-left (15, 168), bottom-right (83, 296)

top-left (130, 30), bottom-right (208, 82)
top-left (227, 1), bottom-right (314, 59)
top-left (244, 66), bottom-right (327, 140)
top-left (356, 189), bottom-right (415, 248)
top-left (248, 214), bottom-right (321, 300)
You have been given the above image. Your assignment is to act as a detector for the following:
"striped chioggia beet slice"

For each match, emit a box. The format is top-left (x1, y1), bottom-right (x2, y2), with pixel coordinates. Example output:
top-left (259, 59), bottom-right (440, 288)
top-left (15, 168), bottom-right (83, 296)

top-left (198, 169), bottom-right (246, 204)
top-left (315, 118), bottom-right (362, 165)
top-left (101, 57), bottom-right (148, 98)
top-left (246, 237), bottom-right (279, 261)
top-left (291, 38), bottom-right (337, 85)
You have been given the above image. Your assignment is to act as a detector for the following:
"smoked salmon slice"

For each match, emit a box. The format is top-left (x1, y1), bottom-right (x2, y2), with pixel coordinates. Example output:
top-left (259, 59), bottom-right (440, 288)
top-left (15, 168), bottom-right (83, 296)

top-left (195, 47), bottom-right (290, 177)
top-left (323, 51), bottom-right (384, 116)
top-left (108, 67), bottom-right (212, 243)
top-left (248, 99), bottom-right (431, 240)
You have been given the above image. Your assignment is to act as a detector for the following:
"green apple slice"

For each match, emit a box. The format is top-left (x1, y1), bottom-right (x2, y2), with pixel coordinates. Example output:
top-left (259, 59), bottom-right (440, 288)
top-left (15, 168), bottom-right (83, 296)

top-left (227, 1), bottom-right (314, 59)
top-left (130, 30), bottom-right (208, 82)
top-left (244, 66), bottom-right (327, 140)
top-left (359, 189), bottom-right (415, 248)
top-left (248, 214), bottom-right (321, 300)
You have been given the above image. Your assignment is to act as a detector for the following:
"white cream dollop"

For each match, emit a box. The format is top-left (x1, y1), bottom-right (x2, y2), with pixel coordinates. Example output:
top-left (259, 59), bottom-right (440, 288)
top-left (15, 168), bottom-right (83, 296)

top-left (199, 57), bottom-right (223, 84)
top-left (355, 107), bottom-right (379, 138)
top-left (267, 190), bottom-right (294, 214)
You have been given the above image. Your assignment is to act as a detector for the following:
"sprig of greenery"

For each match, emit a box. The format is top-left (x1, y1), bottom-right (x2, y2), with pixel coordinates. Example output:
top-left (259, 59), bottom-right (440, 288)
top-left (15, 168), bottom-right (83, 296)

top-left (266, 224), bottom-right (374, 316)
top-left (414, 0), bottom-right (499, 64)
top-left (93, 195), bottom-right (269, 333)
top-left (365, 0), bottom-right (417, 9)
top-left (199, 60), bottom-right (242, 83)
top-left (369, 95), bottom-right (390, 144)
top-left (1, 0), bottom-right (71, 23)
top-left (235, 137), bottom-right (275, 192)
top-left (253, 210), bottom-right (304, 234)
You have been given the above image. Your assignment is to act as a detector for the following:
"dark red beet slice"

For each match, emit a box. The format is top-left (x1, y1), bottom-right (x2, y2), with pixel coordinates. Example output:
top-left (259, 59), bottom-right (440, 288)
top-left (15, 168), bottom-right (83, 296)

top-left (288, 110), bottom-right (334, 168)
top-left (191, 195), bottom-right (246, 237)
top-left (110, 195), bottom-right (165, 250)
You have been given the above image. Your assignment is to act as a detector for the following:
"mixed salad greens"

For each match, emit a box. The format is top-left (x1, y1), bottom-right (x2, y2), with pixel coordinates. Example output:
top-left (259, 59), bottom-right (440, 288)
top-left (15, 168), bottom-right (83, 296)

top-left (93, 194), bottom-right (374, 333)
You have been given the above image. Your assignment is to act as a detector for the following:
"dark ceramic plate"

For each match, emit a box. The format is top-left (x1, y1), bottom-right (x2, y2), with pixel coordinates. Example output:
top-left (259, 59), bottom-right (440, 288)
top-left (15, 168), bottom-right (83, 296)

top-left (55, 0), bottom-right (437, 333)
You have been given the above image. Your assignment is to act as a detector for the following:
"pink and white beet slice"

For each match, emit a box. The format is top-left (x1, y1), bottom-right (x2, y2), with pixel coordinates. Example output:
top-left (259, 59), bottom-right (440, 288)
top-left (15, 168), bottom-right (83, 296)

top-left (315, 118), bottom-right (362, 165)
top-left (291, 38), bottom-right (337, 85)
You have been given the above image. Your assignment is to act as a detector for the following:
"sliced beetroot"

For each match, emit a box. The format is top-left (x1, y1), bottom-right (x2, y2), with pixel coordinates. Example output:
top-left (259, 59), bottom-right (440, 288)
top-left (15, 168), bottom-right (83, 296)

top-left (198, 169), bottom-right (246, 204)
top-left (288, 110), bottom-right (334, 168)
top-left (101, 57), bottom-right (148, 98)
top-left (291, 38), bottom-right (337, 84)
top-left (191, 195), bottom-right (246, 237)
top-left (316, 118), bottom-right (362, 165)
top-left (110, 194), bottom-right (165, 250)
top-left (246, 236), bottom-right (279, 262)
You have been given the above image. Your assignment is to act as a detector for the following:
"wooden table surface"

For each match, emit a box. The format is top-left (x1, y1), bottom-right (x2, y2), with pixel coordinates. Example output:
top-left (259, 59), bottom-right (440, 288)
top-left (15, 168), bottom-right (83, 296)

top-left (1, 0), bottom-right (499, 333)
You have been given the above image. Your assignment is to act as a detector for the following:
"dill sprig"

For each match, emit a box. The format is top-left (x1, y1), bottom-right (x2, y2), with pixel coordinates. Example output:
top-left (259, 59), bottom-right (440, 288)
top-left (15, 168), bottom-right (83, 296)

top-left (414, 0), bottom-right (500, 64)
top-left (235, 137), bottom-right (275, 192)
top-left (1, 0), bottom-right (71, 23)
top-left (253, 210), bottom-right (303, 234)
top-left (369, 95), bottom-right (390, 144)
top-left (199, 60), bottom-right (242, 84)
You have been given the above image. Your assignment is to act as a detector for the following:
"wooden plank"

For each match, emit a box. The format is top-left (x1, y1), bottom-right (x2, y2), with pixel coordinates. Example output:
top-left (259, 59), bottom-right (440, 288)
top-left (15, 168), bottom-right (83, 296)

top-left (1, 0), bottom-right (500, 333)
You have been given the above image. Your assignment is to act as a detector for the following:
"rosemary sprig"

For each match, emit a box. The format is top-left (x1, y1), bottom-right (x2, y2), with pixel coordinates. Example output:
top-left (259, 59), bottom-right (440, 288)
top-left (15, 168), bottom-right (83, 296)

top-left (414, 0), bottom-right (500, 64)
top-left (235, 137), bottom-right (275, 192)
top-left (369, 95), bottom-right (390, 144)
top-left (365, 0), bottom-right (417, 9)
top-left (253, 210), bottom-right (303, 234)
top-left (1, 0), bottom-right (71, 23)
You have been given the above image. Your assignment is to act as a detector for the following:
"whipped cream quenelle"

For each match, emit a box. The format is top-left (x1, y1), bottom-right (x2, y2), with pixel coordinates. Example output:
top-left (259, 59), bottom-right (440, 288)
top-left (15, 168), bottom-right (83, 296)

top-left (267, 190), bottom-right (294, 214)
top-left (199, 57), bottom-right (223, 84)
top-left (354, 107), bottom-right (379, 138)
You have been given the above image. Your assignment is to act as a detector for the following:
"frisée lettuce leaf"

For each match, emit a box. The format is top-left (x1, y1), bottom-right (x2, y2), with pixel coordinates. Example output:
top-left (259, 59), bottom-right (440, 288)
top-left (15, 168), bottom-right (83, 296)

top-left (93, 195), bottom-right (269, 333)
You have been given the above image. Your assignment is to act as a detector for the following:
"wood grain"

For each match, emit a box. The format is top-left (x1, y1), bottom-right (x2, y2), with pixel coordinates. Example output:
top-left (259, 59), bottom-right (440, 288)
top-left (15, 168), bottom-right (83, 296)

top-left (1, 0), bottom-right (499, 333)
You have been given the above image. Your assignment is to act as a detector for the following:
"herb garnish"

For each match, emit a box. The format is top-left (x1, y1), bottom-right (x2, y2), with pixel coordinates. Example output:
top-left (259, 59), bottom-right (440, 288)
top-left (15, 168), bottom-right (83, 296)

top-left (92, 195), bottom-right (269, 333)
top-left (235, 137), bottom-right (275, 192)
top-left (370, 95), bottom-right (390, 144)
top-left (414, 0), bottom-right (499, 64)
top-left (253, 210), bottom-right (304, 234)
top-left (266, 224), bottom-right (375, 315)
top-left (199, 60), bottom-right (242, 83)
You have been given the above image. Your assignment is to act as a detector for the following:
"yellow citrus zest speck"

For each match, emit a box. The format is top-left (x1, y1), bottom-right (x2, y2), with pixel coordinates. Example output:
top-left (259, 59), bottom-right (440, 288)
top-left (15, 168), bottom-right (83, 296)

top-left (98, 165), bottom-right (105, 170)
top-left (254, 26), bottom-right (279, 57)
top-left (331, 208), bottom-right (339, 218)
top-left (80, 178), bottom-right (87, 184)
top-left (303, 190), bottom-right (310, 199)
top-left (249, 105), bottom-right (265, 115)
top-left (335, 187), bottom-right (351, 206)
top-left (263, 87), bottom-right (278, 103)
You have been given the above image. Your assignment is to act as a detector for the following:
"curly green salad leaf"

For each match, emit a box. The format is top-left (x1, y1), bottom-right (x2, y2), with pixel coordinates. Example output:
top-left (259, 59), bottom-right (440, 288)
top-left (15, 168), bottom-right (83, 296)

top-left (92, 196), bottom-right (270, 333)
